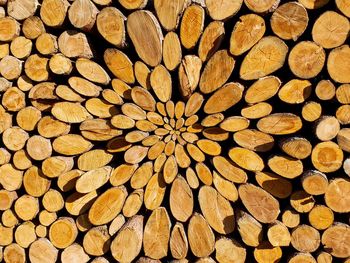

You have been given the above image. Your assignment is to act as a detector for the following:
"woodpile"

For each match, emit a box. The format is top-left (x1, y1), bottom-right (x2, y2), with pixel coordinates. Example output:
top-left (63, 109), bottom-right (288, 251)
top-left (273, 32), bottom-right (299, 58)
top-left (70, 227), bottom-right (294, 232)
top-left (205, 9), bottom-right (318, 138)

top-left (0, 0), bottom-right (350, 262)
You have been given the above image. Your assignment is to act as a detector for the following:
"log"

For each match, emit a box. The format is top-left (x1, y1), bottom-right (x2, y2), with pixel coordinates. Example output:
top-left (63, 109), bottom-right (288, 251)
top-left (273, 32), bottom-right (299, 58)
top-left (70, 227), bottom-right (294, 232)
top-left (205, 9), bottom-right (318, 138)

top-left (0, 0), bottom-right (348, 260)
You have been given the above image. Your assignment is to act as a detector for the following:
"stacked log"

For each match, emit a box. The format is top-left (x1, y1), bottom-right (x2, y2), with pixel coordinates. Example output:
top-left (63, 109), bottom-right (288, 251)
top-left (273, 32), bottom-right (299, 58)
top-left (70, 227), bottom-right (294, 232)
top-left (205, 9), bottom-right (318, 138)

top-left (0, 0), bottom-right (349, 262)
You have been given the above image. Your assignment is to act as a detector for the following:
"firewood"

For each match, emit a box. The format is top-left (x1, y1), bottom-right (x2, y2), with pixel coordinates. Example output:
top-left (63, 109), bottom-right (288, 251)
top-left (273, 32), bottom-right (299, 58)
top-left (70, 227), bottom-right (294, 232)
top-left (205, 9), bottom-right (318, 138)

top-left (188, 213), bottom-right (215, 258)
top-left (236, 209), bottom-right (263, 247)
top-left (83, 225), bottom-right (111, 256)
top-left (10, 36), bottom-right (32, 59)
top-left (254, 241), bottom-right (282, 263)
top-left (271, 2), bottom-right (308, 41)
top-left (308, 205), bottom-right (334, 230)
top-left (315, 79), bottom-right (336, 100)
top-left (291, 224), bottom-right (320, 253)
top-left (302, 101), bottom-right (322, 122)
top-left (108, 214), bottom-right (125, 236)
top-left (311, 141), bottom-right (343, 173)
top-left (88, 186), bottom-right (127, 225)
top-left (240, 36), bottom-right (287, 80)
top-left (61, 243), bottom-right (90, 263)
top-left (0, 0), bottom-right (349, 260)
top-left (325, 178), bottom-right (350, 213)
top-left (180, 4), bottom-right (204, 50)
top-left (14, 221), bottom-right (36, 248)
top-left (290, 190), bottom-right (315, 213)
top-left (245, 0), bottom-right (279, 13)
top-left (301, 170), bottom-right (328, 195)
top-left (239, 184), bottom-right (280, 223)
top-left (321, 223), bottom-right (350, 258)
top-left (3, 244), bottom-right (25, 263)
top-left (282, 208), bottom-right (300, 228)
top-left (288, 253), bottom-right (317, 262)
top-left (336, 0), bottom-right (350, 17)
top-left (267, 220), bottom-right (291, 246)
top-left (111, 215), bottom-right (143, 262)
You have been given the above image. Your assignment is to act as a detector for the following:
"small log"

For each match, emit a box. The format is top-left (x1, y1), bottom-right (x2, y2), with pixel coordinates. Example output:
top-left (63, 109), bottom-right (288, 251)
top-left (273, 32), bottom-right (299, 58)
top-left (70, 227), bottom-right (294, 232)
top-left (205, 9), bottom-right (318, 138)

top-left (42, 189), bottom-right (64, 212)
top-left (316, 252), bottom-right (333, 263)
top-left (88, 186), bottom-right (127, 225)
top-left (170, 176), bottom-right (193, 222)
top-left (325, 178), bottom-right (350, 213)
top-left (49, 54), bottom-right (73, 75)
top-left (35, 34), bottom-right (57, 56)
top-left (180, 5), bottom-right (204, 50)
top-left (0, 163), bottom-right (23, 191)
top-left (3, 244), bottom-right (25, 263)
top-left (14, 221), bottom-right (36, 248)
top-left (39, 210), bottom-right (57, 226)
top-left (29, 238), bottom-right (58, 263)
top-left (61, 244), bottom-right (90, 263)
top-left (83, 226), bottom-right (111, 256)
top-left (199, 186), bottom-right (234, 234)
top-left (241, 102), bottom-right (272, 119)
top-left (68, 0), bottom-right (98, 31)
top-left (111, 215), bottom-right (143, 262)
top-left (279, 79), bottom-right (312, 104)
top-left (122, 189), bottom-right (143, 217)
top-left (143, 207), bottom-right (171, 259)
top-left (291, 224), bottom-right (320, 253)
top-left (244, 0), bottom-right (279, 13)
top-left (199, 50), bottom-right (235, 94)
top-left (26, 135), bottom-right (52, 161)
top-left (96, 7), bottom-right (125, 47)
top-left (267, 221), bottom-right (291, 246)
top-left (288, 41), bottom-right (325, 79)
top-left (204, 83), bottom-right (243, 114)
top-left (311, 141), bottom-right (343, 173)
top-left (308, 205), bottom-right (334, 230)
top-left (312, 11), bottom-right (349, 49)
top-left (170, 223), bottom-right (188, 259)
top-left (336, 0), bottom-right (350, 17)
top-left (315, 79), bottom-right (336, 100)
top-left (301, 170), bottom-right (328, 195)
top-left (282, 208), bottom-right (300, 228)
top-left (302, 101), bottom-right (322, 122)
top-left (229, 147), bottom-right (264, 171)
top-left (315, 116), bottom-right (340, 141)
top-left (238, 184), bottom-right (280, 223)
top-left (22, 16), bottom-right (45, 39)
top-left (268, 155), bottom-right (303, 179)
top-left (108, 214), bottom-right (125, 236)
top-left (127, 10), bottom-right (163, 67)
top-left (14, 195), bottom-right (39, 221)
top-left (290, 190), bottom-right (315, 213)
top-left (271, 2), bottom-right (308, 41)
top-left (58, 31), bottom-right (93, 59)
top-left (35, 225), bottom-right (47, 238)
top-left (240, 36), bottom-right (288, 80)
top-left (10, 36), bottom-right (32, 59)
top-left (188, 213), bottom-right (215, 258)
top-left (327, 45), bottom-right (350, 83)
top-left (254, 241), bottom-right (282, 263)
top-left (24, 54), bottom-right (49, 82)
top-left (258, 113), bottom-right (302, 135)
top-left (215, 238), bottom-right (246, 263)
top-left (321, 223), bottom-right (350, 258)
top-left (0, 17), bottom-right (20, 41)
top-left (23, 166), bottom-right (50, 197)
top-left (236, 210), bottom-right (263, 247)
top-left (280, 137), bottom-right (312, 159)
top-left (40, 0), bottom-right (69, 27)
